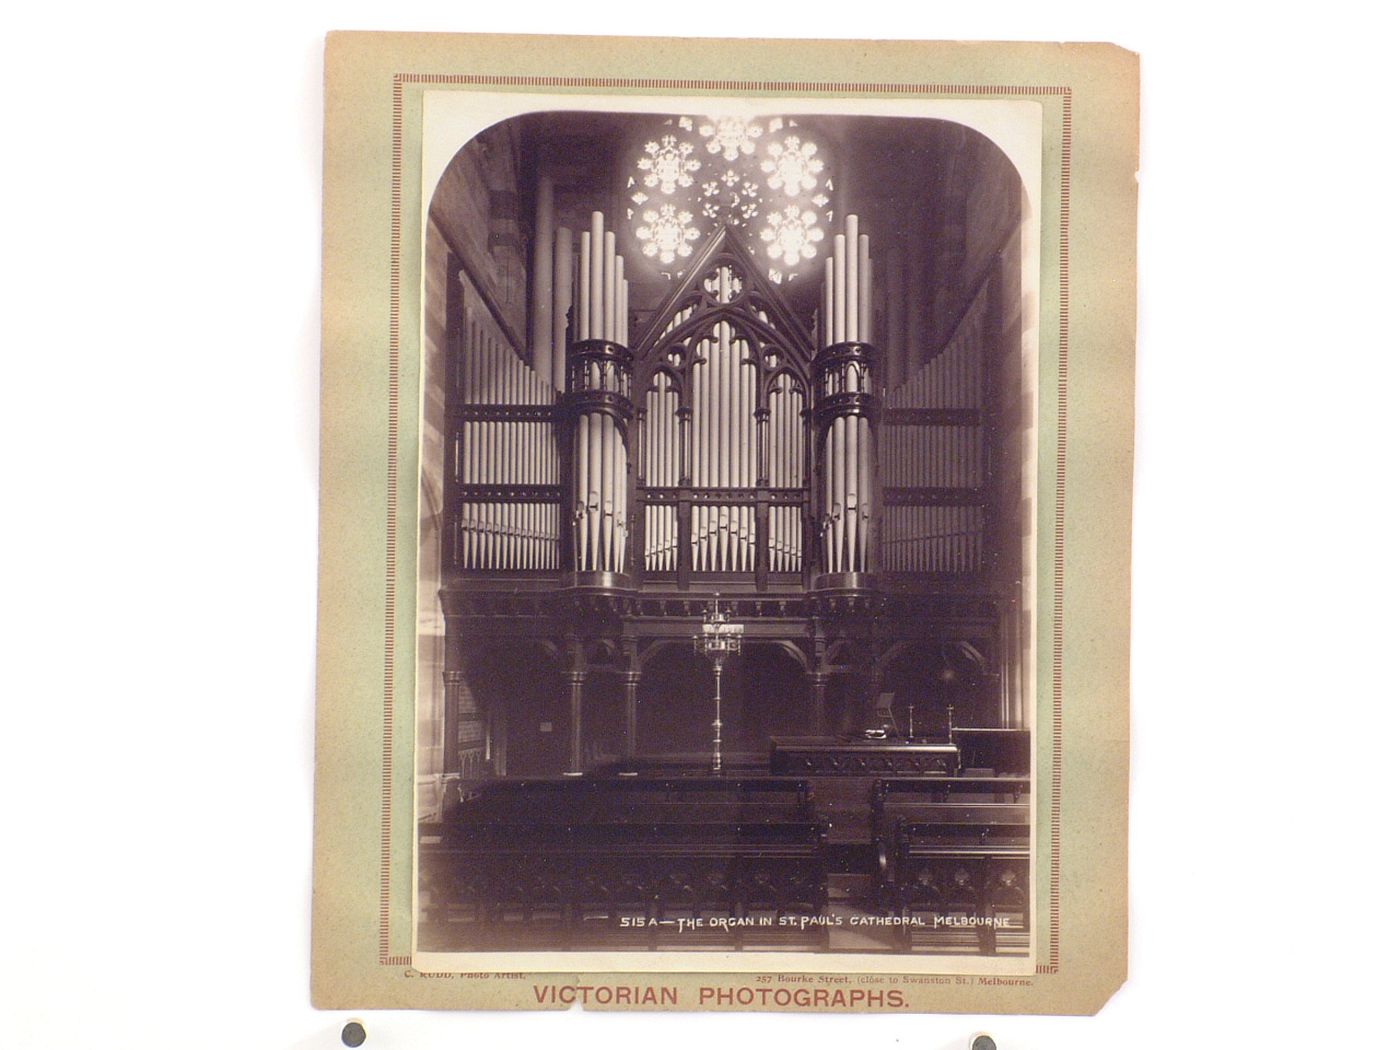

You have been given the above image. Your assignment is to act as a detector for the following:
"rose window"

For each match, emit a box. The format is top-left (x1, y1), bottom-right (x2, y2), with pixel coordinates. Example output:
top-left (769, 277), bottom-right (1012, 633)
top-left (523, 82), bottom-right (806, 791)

top-left (636, 204), bottom-right (700, 265)
top-left (761, 135), bottom-right (824, 197)
top-left (761, 205), bottom-right (824, 267)
top-left (627, 115), bottom-right (835, 280)
top-left (699, 116), bottom-right (762, 162)
top-left (637, 135), bottom-right (700, 195)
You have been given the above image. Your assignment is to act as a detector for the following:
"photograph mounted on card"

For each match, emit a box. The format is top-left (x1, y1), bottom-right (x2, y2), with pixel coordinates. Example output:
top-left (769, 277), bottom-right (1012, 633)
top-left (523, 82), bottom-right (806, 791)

top-left (313, 32), bottom-right (1136, 1014)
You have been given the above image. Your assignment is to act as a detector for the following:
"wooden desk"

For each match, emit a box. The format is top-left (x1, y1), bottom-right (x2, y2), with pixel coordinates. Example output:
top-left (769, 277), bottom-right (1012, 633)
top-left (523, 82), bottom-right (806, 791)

top-left (952, 728), bottom-right (1031, 775)
top-left (771, 736), bottom-right (961, 776)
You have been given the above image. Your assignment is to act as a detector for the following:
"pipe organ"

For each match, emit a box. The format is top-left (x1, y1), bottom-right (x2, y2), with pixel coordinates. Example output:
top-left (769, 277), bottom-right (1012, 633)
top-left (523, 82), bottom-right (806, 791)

top-left (444, 211), bottom-right (996, 589)
top-left (433, 110), bottom-right (1027, 787)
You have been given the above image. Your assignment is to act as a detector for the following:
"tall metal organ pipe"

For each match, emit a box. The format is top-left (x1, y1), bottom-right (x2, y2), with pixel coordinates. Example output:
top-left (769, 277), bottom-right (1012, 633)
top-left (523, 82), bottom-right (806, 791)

top-left (548, 211), bottom-right (632, 576)
top-left (818, 215), bottom-right (878, 576)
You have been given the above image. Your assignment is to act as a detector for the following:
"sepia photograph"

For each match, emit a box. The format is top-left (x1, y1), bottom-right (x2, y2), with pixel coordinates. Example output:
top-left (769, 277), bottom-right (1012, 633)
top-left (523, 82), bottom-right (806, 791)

top-left (411, 92), bottom-right (1043, 971)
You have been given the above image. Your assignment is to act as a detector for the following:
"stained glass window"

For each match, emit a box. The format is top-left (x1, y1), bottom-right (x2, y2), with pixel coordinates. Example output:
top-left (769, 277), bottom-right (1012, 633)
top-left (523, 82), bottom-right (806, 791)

top-left (637, 135), bottom-right (701, 195)
top-left (698, 115), bottom-right (762, 161)
top-left (636, 204), bottom-right (701, 265)
top-left (761, 205), bottom-right (824, 267)
top-left (627, 115), bottom-right (835, 281)
top-left (761, 135), bottom-right (825, 197)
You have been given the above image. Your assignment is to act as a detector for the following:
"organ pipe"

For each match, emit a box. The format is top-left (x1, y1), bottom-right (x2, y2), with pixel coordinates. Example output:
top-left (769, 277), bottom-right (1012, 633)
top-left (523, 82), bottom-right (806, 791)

top-left (858, 234), bottom-right (872, 344)
top-left (590, 212), bottom-right (605, 341)
top-left (833, 233), bottom-right (846, 345)
top-left (603, 230), bottom-right (616, 343)
top-left (588, 404), bottom-right (602, 566)
top-left (613, 256), bottom-right (626, 345)
top-left (547, 211), bottom-right (633, 577)
top-left (845, 215), bottom-right (859, 342)
top-left (578, 230), bottom-right (591, 345)
top-left (552, 228), bottom-right (571, 391)
top-left (823, 258), bottom-right (834, 348)
top-left (818, 215), bottom-right (878, 576)
top-left (763, 373), bottom-right (804, 573)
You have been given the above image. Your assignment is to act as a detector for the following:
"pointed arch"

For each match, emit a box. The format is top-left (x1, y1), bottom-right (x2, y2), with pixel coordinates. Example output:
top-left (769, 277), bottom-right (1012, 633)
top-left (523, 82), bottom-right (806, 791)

top-left (634, 225), bottom-right (815, 364)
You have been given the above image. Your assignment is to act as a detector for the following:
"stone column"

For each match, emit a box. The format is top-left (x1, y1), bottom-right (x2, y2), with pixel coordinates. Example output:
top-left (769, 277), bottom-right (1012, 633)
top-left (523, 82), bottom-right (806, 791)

top-left (530, 174), bottom-right (555, 378)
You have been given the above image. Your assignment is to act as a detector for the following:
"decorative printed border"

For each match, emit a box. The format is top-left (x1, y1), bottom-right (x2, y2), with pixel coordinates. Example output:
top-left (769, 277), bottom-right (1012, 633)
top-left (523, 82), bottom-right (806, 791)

top-left (1039, 88), bottom-right (1071, 975)
top-left (382, 77), bottom-right (407, 967)
top-left (381, 73), bottom-right (1071, 974)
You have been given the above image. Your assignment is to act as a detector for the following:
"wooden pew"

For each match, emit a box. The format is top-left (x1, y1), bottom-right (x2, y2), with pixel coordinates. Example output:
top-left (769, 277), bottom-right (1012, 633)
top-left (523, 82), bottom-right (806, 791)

top-left (871, 776), bottom-right (1030, 843)
top-left (441, 776), bottom-right (817, 845)
top-left (419, 778), bottom-right (828, 951)
top-left (441, 776), bottom-right (813, 822)
top-left (464, 775), bottom-right (814, 805)
top-left (448, 799), bottom-right (816, 829)
top-left (872, 778), bottom-right (1031, 955)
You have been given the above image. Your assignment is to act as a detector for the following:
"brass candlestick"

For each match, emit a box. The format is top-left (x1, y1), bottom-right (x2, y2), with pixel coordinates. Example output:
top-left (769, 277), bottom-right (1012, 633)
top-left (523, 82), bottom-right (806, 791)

top-left (694, 597), bottom-right (743, 774)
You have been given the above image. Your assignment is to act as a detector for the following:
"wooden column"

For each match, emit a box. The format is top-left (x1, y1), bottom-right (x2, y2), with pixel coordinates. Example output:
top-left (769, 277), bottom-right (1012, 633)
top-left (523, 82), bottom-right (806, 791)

top-left (864, 675), bottom-right (882, 733)
top-left (804, 672), bottom-right (829, 736)
top-left (442, 669), bottom-right (464, 776)
top-left (1001, 597), bottom-right (1022, 729)
top-left (441, 618), bottom-right (467, 775)
top-left (676, 492), bottom-right (692, 590)
top-left (565, 669), bottom-right (587, 774)
top-left (623, 669), bottom-right (641, 759)
top-left (754, 488), bottom-right (770, 591)
top-left (488, 705), bottom-right (507, 776)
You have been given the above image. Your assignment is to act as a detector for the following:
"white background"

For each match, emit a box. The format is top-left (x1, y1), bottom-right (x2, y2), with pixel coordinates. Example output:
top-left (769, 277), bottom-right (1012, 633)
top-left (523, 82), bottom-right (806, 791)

top-left (4, 5), bottom-right (1396, 1049)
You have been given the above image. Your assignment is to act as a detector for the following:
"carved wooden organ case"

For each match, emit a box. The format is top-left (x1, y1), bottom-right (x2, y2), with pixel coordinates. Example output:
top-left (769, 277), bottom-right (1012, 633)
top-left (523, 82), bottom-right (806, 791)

top-left (441, 202), bottom-right (1013, 755)
top-left (447, 218), bottom-right (994, 580)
